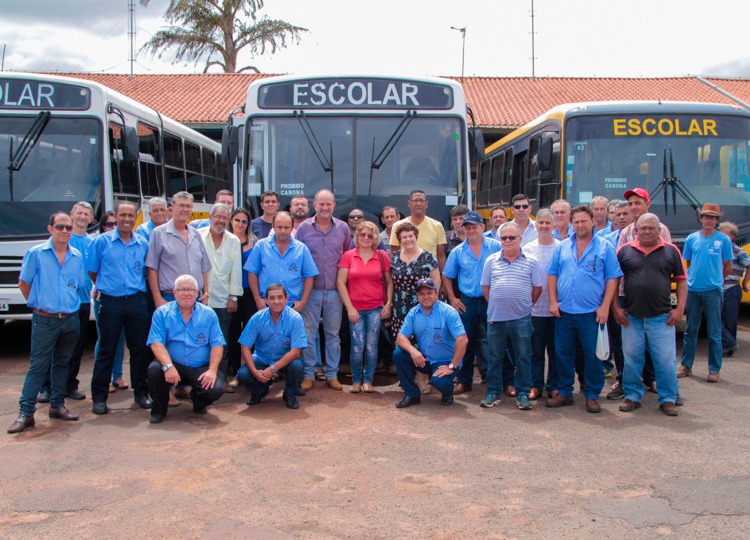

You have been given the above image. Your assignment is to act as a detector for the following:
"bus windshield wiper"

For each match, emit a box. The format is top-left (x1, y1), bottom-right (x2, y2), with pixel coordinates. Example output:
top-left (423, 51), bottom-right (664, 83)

top-left (368, 110), bottom-right (416, 195)
top-left (7, 110), bottom-right (51, 202)
top-left (650, 147), bottom-right (702, 217)
top-left (294, 110), bottom-right (334, 192)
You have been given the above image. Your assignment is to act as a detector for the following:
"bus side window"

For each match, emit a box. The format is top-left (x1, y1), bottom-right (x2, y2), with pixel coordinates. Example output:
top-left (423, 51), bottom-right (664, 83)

top-left (138, 122), bottom-right (163, 197)
top-left (527, 136), bottom-right (540, 201)
top-left (204, 149), bottom-right (229, 201)
top-left (109, 122), bottom-right (138, 195)
top-left (489, 152), bottom-right (504, 205)
top-left (185, 141), bottom-right (205, 202)
top-left (477, 159), bottom-right (490, 207)
top-left (164, 134), bottom-right (186, 197)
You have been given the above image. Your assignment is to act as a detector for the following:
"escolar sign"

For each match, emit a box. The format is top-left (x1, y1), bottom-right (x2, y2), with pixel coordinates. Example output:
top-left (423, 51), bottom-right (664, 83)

top-left (613, 117), bottom-right (718, 137)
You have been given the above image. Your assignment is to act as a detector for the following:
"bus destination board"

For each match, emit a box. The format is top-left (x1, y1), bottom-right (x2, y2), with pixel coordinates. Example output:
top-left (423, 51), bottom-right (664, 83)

top-left (0, 79), bottom-right (91, 110)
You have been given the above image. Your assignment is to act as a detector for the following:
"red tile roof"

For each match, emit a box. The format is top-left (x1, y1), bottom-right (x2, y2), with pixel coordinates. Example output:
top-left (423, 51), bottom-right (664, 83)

top-left (49, 73), bottom-right (750, 130)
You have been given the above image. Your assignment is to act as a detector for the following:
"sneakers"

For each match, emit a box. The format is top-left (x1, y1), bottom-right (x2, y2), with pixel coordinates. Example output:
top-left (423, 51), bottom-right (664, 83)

top-left (706, 372), bottom-right (720, 383)
top-left (480, 393), bottom-right (502, 408)
top-left (722, 344), bottom-right (739, 357)
top-left (606, 382), bottom-right (624, 400)
top-left (676, 364), bottom-right (692, 378)
top-left (619, 399), bottom-right (641, 412)
top-left (516, 393), bottom-right (532, 410)
top-left (301, 378), bottom-right (314, 391)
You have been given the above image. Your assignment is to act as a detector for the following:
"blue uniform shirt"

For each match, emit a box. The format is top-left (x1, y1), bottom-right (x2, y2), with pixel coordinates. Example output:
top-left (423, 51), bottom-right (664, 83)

top-left (238, 305), bottom-right (307, 366)
top-left (20, 239), bottom-right (85, 314)
top-left (244, 237), bottom-right (319, 304)
top-left (69, 232), bottom-right (93, 303)
top-left (87, 229), bottom-right (149, 296)
top-left (552, 224), bottom-right (575, 241)
top-left (683, 230), bottom-right (733, 292)
top-left (443, 236), bottom-right (502, 297)
top-left (399, 300), bottom-right (466, 364)
top-left (147, 301), bottom-right (226, 368)
top-left (135, 220), bottom-right (155, 241)
top-left (547, 233), bottom-right (622, 314)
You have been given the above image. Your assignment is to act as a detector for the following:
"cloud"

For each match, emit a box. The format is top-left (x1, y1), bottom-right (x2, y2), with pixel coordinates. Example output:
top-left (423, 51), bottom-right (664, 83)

top-left (701, 57), bottom-right (750, 78)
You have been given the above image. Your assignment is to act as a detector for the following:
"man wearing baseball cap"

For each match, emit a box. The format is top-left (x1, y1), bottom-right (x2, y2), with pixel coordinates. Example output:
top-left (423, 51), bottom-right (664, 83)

top-left (392, 277), bottom-right (468, 408)
top-left (678, 203), bottom-right (733, 383)
top-left (442, 211), bottom-right (502, 393)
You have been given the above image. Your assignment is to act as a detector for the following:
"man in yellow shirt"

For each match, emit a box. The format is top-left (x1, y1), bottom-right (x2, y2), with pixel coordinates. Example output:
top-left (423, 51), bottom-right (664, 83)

top-left (389, 189), bottom-right (447, 271)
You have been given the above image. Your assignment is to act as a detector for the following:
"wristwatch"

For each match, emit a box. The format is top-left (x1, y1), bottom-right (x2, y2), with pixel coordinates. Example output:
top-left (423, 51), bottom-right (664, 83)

top-left (161, 363), bottom-right (174, 373)
top-left (447, 363), bottom-right (456, 370)
top-left (229, 296), bottom-right (238, 302)
top-left (269, 365), bottom-right (278, 375)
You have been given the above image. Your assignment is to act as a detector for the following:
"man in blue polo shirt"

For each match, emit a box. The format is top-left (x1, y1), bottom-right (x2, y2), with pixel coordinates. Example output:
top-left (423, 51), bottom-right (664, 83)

top-left (245, 211), bottom-right (319, 311)
top-left (393, 278), bottom-right (468, 408)
top-left (546, 205), bottom-right (622, 413)
top-left (443, 210), bottom-right (501, 392)
top-left (237, 284), bottom-right (308, 409)
top-left (135, 197), bottom-right (168, 241)
top-left (9, 212), bottom-right (85, 434)
top-left (146, 274), bottom-right (226, 424)
top-left (87, 201), bottom-right (152, 415)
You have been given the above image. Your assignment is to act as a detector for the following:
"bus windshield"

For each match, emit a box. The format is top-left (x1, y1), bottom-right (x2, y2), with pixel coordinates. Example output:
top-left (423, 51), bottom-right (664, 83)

top-left (564, 113), bottom-right (750, 234)
top-left (0, 116), bottom-right (102, 238)
top-left (245, 115), bottom-right (464, 201)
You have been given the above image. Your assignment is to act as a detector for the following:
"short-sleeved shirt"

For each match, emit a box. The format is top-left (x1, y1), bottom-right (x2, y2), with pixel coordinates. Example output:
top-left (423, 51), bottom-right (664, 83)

top-left (338, 249), bottom-right (390, 310)
top-left (724, 243), bottom-right (750, 291)
top-left (189, 218), bottom-right (210, 229)
top-left (682, 230), bottom-right (733, 292)
top-left (244, 236), bottom-right (319, 304)
top-left (552, 224), bottom-right (574, 241)
top-left (251, 217), bottom-right (273, 240)
top-left (618, 238), bottom-right (686, 318)
top-left (145, 220), bottom-right (212, 291)
top-left (481, 251), bottom-right (544, 321)
top-left (135, 220), bottom-right (156, 241)
top-left (546, 233), bottom-right (623, 314)
top-left (20, 239), bottom-right (85, 314)
top-left (596, 222), bottom-right (614, 236)
top-left (523, 239), bottom-right (560, 317)
top-left (69, 232), bottom-right (93, 303)
top-left (389, 216), bottom-right (446, 256)
top-left (399, 300), bottom-right (466, 364)
top-left (295, 216), bottom-right (351, 290)
top-left (87, 229), bottom-right (149, 296)
top-left (379, 229), bottom-right (391, 252)
top-left (147, 301), bottom-right (226, 368)
top-left (200, 228), bottom-right (244, 308)
top-left (512, 218), bottom-right (538, 246)
top-left (443, 236), bottom-right (502, 298)
top-left (238, 305), bottom-right (307, 366)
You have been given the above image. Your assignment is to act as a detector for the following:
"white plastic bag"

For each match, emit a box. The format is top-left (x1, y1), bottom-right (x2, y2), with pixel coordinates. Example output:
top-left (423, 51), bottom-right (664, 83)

top-left (596, 323), bottom-right (610, 360)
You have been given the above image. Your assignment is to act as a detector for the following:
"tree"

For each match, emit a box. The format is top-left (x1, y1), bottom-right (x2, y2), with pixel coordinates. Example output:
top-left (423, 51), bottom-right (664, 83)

top-left (139, 0), bottom-right (307, 73)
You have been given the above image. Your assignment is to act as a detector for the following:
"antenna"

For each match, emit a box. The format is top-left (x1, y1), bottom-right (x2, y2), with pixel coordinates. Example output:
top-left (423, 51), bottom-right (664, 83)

top-left (128, 0), bottom-right (136, 78)
top-left (530, 0), bottom-right (537, 78)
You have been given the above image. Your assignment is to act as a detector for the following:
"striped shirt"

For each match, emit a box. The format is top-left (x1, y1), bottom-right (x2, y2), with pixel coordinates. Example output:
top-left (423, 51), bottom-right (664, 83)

top-left (481, 251), bottom-right (543, 322)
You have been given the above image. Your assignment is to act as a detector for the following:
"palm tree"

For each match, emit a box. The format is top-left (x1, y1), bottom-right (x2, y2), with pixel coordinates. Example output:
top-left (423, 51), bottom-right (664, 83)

top-left (139, 0), bottom-right (307, 73)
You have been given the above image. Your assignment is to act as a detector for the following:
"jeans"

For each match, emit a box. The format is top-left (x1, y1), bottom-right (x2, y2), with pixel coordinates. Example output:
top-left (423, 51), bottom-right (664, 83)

top-left (721, 284), bottom-right (742, 350)
top-left (236, 359), bottom-right (303, 401)
top-left (94, 297), bottom-right (125, 382)
top-left (147, 360), bottom-right (225, 417)
top-left (19, 312), bottom-right (80, 416)
top-left (90, 292), bottom-right (150, 404)
top-left (349, 307), bottom-right (382, 384)
top-left (456, 295), bottom-right (489, 385)
top-left (393, 347), bottom-right (454, 398)
top-left (487, 315), bottom-right (533, 395)
top-left (301, 289), bottom-right (343, 380)
top-left (554, 311), bottom-right (604, 400)
top-left (622, 313), bottom-right (679, 404)
top-left (213, 307), bottom-right (234, 377)
top-left (531, 316), bottom-right (557, 392)
top-left (41, 302), bottom-right (90, 394)
top-left (681, 288), bottom-right (723, 373)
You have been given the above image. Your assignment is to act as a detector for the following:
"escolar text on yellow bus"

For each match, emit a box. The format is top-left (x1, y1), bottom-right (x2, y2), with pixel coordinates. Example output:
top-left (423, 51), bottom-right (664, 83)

top-left (613, 118), bottom-right (718, 137)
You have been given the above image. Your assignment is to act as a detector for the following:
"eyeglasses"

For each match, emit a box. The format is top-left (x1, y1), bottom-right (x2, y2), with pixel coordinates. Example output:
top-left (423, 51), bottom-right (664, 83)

top-left (53, 224), bottom-right (74, 231)
top-left (358, 233), bottom-right (374, 239)
top-left (104, 221), bottom-right (117, 228)
top-left (233, 218), bottom-right (249, 224)
top-left (175, 288), bottom-right (198, 295)
top-left (499, 236), bottom-right (518, 241)
top-left (513, 204), bottom-right (529, 209)
top-left (349, 214), bottom-right (364, 219)
top-left (175, 203), bottom-right (193, 209)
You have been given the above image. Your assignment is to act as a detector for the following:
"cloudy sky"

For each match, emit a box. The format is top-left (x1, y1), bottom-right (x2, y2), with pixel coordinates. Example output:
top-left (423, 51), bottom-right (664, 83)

top-left (2, 0), bottom-right (748, 78)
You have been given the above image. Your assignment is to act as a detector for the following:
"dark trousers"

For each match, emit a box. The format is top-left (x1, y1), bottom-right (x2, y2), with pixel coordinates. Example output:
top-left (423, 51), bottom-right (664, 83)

top-left (147, 360), bottom-right (225, 417)
top-left (531, 316), bottom-right (558, 391)
top-left (90, 292), bottom-right (150, 403)
top-left (42, 302), bottom-right (90, 394)
top-left (236, 359), bottom-right (303, 401)
top-left (228, 288), bottom-right (257, 376)
top-left (213, 307), bottom-right (233, 377)
top-left (722, 284), bottom-right (742, 349)
top-left (456, 295), bottom-right (490, 385)
top-left (393, 347), bottom-right (454, 398)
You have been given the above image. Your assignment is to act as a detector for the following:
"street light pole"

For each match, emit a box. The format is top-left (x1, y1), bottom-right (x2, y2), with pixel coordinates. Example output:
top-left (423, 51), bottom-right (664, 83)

top-left (450, 26), bottom-right (466, 81)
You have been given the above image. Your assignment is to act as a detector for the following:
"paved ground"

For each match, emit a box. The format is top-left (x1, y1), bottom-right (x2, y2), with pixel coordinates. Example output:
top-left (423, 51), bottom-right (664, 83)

top-left (1, 315), bottom-right (749, 539)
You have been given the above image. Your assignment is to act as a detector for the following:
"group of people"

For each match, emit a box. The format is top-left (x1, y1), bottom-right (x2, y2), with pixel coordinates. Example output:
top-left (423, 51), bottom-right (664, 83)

top-left (7, 185), bottom-right (743, 433)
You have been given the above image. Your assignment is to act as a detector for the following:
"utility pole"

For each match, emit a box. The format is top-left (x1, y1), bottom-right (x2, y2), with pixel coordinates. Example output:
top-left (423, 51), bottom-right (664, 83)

top-left (450, 26), bottom-right (466, 81)
top-left (128, 0), bottom-right (136, 78)
top-left (530, 0), bottom-right (537, 78)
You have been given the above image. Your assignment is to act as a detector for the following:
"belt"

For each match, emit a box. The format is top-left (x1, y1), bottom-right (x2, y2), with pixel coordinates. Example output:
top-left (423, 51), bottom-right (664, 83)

top-left (33, 309), bottom-right (73, 319)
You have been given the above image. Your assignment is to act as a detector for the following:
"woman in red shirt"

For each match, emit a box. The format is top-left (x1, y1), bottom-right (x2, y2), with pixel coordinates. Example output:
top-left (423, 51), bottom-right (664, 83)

top-left (338, 220), bottom-right (394, 393)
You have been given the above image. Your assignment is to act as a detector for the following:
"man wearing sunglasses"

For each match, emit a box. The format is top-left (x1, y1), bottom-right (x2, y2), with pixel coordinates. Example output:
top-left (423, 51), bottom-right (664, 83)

top-left (9, 213), bottom-right (86, 434)
top-left (510, 194), bottom-right (538, 247)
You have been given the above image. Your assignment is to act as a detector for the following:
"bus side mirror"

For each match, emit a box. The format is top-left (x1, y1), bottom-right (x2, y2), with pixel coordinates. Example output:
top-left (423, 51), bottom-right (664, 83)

top-left (538, 136), bottom-right (553, 171)
top-left (122, 125), bottom-right (139, 162)
top-left (469, 128), bottom-right (485, 164)
top-left (222, 125), bottom-right (238, 165)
